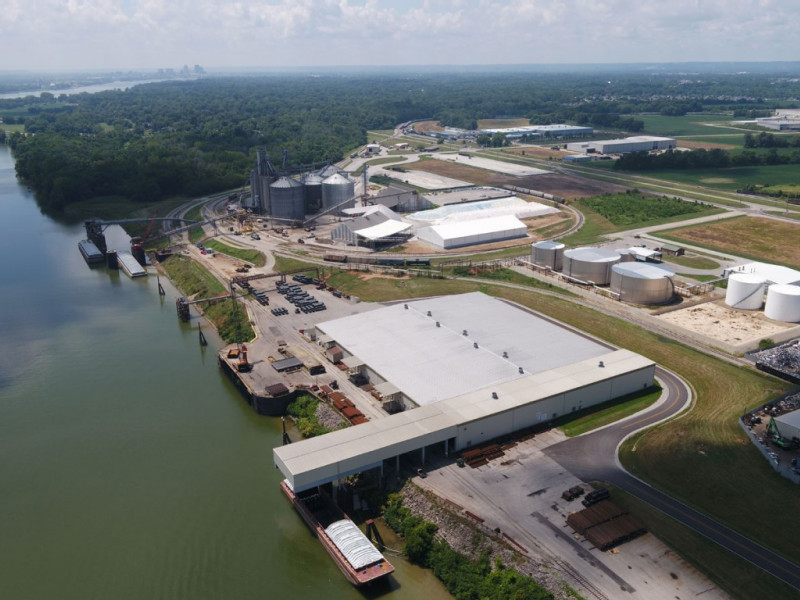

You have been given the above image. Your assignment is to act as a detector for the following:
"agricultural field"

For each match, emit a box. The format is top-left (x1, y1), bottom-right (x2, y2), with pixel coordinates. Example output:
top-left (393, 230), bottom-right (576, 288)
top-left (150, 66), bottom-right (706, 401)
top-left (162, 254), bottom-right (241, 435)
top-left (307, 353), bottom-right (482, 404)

top-left (660, 215), bottom-right (800, 268)
top-left (476, 117), bottom-right (530, 129)
top-left (562, 191), bottom-right (722, 245)
top-left (637, 114), bottom-right (745, 137)
top-left (623, 163), bottom-right (800, 192)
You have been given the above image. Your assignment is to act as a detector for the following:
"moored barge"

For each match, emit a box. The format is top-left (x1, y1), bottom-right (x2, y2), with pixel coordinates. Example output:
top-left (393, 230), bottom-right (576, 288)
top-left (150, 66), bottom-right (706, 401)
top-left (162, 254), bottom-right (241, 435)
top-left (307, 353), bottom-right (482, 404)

top-left (78, 239), bottom-right (105, 265)
top-left (280, 480), bottom-right (394, 586)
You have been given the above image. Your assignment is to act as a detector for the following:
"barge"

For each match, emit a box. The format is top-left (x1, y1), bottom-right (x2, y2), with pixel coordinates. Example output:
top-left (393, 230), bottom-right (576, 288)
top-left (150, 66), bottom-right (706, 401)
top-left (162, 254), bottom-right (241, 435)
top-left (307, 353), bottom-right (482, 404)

top-left (116, 251), bottom-right (147, 278)
top-left (280, 480), bottom-right (394, 586)
top-left (78, 239), bottom-right (105, 265)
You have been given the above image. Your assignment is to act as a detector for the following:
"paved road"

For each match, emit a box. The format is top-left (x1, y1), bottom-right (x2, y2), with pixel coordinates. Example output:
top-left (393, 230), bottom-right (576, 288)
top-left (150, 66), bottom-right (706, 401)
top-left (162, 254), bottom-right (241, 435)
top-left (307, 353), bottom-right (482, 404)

top-left (544, 367), bottom-right (800, 593)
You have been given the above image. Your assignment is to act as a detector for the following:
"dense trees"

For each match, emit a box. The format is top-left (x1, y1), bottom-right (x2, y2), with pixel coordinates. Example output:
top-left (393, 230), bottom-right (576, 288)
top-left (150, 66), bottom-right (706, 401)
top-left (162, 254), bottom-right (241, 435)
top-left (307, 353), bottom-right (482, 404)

top-left (2, 69), bottom-right (799, 212)
top-left (615, 147), bottom-right (800, 171)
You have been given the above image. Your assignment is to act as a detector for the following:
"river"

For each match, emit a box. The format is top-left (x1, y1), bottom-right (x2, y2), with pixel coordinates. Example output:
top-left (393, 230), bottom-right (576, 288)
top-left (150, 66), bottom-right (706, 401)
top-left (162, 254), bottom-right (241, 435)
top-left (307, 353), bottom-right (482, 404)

top-left (0, 79), bottom-right (175, 100)
top-left (0, 145), bottom-right (450, 600)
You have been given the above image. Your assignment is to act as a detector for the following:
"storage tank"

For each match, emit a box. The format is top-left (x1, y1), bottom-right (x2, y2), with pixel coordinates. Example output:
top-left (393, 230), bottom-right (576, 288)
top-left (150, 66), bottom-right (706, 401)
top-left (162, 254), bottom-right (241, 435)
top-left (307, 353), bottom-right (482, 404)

top-left (610, 263), bottom-right (674, 304)
top-left (531, 240), bottom-right (565, 271)
top-left (562, 247), bottom-right (621, 285)
top-left (269, 177), bottom-right (305, 220)
top-left (322, 173), bottom-right (355, 212)
top-left (725, 273), bottom-right (766, 310)
top-left (303, 172), bottom-right (324, 214)
top-left (764, 284), bottom-right (800, 322)
top-left (318, 164), bottom-right (340, 179)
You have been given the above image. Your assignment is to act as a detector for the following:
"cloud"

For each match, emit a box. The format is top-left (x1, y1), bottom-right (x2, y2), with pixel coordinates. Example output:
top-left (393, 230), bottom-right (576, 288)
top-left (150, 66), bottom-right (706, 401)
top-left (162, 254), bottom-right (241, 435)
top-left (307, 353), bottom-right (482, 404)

top-left (0, 0), bottom-right (797, 70)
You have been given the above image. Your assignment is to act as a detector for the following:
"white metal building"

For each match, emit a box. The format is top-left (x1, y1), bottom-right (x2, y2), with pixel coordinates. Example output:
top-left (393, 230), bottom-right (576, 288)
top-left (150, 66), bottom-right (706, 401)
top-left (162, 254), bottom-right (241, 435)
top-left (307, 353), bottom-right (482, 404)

top-left (274, 293), bottom-right (656, 492)
top-left (566, 136), bottom-right (676, 154)
top-left (416, 215), bottom-right (527, 249)
top-left (775, 409), bottom-right (800, 441)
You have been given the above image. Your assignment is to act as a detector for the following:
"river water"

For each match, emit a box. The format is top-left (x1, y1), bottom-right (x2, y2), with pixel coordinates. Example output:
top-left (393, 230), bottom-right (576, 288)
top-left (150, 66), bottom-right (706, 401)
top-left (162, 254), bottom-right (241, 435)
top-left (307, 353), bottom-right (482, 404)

top-left (0, 145), bottom-right (450, 600)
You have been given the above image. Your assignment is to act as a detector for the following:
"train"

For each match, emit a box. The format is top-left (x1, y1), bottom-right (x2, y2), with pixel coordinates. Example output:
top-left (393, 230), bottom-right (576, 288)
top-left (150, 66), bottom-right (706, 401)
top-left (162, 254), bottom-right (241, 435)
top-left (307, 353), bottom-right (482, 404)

top-left (323, 253), bottom-right (430, 268)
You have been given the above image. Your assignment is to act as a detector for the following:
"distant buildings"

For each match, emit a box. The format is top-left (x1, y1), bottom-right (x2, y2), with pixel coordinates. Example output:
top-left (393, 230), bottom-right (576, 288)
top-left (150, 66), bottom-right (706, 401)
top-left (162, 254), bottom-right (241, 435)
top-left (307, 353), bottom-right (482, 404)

top-left (566, 136), bottom-right (676, 155)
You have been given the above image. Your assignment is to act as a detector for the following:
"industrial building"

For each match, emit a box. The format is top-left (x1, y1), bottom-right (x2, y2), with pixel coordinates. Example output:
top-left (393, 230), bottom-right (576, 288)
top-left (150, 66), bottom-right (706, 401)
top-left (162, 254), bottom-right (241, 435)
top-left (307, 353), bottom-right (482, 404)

top-left (331, 205), bottom-right (412, 247)
top-left (416, 215), bottom-right (528, 249)
top-left (566, 136), bottom-right (676, 155)
top-left (775, 408), bottom-right (800, 441)
top-left (479, 124), bottom-right (594, 139)
top-left (274, 293), bottom-right (655, 492)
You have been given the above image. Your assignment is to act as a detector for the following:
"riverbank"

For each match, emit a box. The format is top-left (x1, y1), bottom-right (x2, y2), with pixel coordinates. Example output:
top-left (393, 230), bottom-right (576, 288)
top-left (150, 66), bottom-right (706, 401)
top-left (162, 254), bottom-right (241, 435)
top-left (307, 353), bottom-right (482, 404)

top-left (391, 483), bottom-right (578, 600)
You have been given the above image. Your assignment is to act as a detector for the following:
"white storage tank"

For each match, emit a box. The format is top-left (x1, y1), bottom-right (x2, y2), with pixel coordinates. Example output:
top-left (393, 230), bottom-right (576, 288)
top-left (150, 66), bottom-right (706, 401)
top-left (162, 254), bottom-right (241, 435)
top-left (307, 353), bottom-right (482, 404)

top-left (563, 247), bottom-right (621, 285)
top-left (725, 273), bottom-right (766, 310)
top-left (322, 173), bottom-right (355, 212)
top-left (610, 263), bottom-right (674, 304)
top-left (531, 240), bottom-right (565, 271)
top-left (764, 284), bottom-right (800, 322)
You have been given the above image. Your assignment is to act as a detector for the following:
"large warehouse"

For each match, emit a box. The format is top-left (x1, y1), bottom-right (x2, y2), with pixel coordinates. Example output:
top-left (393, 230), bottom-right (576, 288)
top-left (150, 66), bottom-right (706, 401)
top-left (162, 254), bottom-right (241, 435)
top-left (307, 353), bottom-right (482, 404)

top-left (416, 215), bottom-right (528, 249)
top-left (566, 136), bottom-right (676, 154)
top-left (274, 293), bottom-right (656, 492)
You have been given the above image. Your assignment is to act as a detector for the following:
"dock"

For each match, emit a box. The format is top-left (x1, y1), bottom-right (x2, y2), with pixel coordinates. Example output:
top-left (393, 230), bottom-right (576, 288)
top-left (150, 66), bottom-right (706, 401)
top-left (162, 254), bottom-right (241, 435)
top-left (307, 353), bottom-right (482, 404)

top-left (116, 251), bottom-right (147, 278)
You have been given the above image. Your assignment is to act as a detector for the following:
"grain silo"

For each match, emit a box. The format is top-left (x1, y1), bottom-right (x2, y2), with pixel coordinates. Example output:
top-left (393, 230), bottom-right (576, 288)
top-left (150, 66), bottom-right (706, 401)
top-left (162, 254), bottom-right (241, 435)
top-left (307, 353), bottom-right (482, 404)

top-left (562, 247), bottom-right (621, 285)
top-left (303, 172), bottom-right (324, 214)
top-left (269, 177), bottom-right (305, 221)
top-left (764, 284), bottom-right (800, 322)
top-left (531, 240), bottom-right (565, 271)
top-left (322, 173), bottom-right (355, 212)
top-left (725, 273), bottom-right (766, 310)
top-left (611, 263), bottom-right (674, 304)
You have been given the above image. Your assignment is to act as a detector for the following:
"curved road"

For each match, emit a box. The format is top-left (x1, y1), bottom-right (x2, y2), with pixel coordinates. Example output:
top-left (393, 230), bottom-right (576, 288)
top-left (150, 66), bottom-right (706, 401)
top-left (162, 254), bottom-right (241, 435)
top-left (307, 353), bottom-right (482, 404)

top-left (544, 366), bottom-right (800, 593)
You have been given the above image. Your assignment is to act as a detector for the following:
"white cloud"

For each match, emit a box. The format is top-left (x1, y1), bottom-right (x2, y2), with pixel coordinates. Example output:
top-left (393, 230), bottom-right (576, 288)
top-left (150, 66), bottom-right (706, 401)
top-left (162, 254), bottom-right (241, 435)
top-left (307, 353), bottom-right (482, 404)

top-left (0, 0), bottom-right (797, 70)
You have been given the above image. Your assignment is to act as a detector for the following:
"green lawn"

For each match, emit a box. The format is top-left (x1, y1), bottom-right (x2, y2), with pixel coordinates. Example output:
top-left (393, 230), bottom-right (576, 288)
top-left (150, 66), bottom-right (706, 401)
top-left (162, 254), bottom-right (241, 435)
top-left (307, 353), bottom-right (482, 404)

top-left (558, 385), bottom-right (662, 437)
top-left (203, 239), bottom-right (266, 267)
top-left (661, 254), bottom-right (720, 270)
top-left (621, 164), bottom-right (800, 191)
top-left (637, 114), bottom-right (744, 137)
top-left (679, 134), bottom-right (746, 148)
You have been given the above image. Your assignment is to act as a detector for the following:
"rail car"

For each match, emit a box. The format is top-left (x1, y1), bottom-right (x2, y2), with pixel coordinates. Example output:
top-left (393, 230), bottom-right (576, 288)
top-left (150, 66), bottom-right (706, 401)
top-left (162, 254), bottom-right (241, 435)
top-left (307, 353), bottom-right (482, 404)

top-left (323, 253), bottom-right (430, 267)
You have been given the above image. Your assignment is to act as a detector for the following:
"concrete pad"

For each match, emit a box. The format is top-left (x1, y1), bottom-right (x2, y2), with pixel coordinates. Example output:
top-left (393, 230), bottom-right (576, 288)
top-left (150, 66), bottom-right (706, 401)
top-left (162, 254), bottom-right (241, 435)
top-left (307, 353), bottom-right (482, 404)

top-left (431, 153), bottom-right (552, 176)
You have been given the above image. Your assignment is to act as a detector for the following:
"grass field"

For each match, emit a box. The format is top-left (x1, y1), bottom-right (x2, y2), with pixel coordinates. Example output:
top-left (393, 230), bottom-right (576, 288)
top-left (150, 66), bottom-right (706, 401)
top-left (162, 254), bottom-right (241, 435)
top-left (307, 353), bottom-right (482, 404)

top-left (449, 266), bottom-right (576, 296)
top-left (637, 114), bottom-right (744, 137)
top-left (677, 135), bottom-right (744, 149)
top-left (661, 254), bottom-right (720, 270)
top-left (312, 271), bottom-right (796, 597)
top-left (558, 385), bottom-right (662, 437)
top-left (659, 215), bottom-right (800, 269)
top-left (621, 164), bottom-right (800, 192)
top-left (561, 193), bottom-right (722, 245)
top-left (203, 239), bottom-right (266, 267)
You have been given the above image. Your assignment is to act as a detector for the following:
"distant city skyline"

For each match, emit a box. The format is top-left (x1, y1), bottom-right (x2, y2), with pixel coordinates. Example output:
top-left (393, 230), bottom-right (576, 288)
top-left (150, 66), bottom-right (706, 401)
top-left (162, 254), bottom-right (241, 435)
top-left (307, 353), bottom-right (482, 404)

top-left (1, 0), bottom-right (798, 71)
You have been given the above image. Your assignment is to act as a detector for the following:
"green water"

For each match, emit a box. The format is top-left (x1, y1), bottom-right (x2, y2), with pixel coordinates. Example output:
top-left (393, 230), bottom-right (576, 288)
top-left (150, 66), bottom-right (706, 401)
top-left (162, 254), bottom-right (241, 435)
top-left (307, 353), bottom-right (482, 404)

top-left (0, 145), bottom-right (450, 600)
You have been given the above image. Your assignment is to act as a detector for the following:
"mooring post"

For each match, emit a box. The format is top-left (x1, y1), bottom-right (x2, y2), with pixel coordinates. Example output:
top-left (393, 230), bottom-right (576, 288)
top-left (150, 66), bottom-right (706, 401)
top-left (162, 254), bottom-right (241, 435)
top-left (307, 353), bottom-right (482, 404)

top-left (157, 275), bottom-right (166, 296)
top-left (198, 323), bottom-right (207, 346)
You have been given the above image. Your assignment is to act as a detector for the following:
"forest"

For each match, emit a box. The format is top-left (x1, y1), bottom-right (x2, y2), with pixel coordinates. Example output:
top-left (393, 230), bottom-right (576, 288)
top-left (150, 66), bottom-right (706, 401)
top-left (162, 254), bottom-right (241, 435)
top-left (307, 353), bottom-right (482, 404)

top-left (2, 69), bottom-right (800, 211)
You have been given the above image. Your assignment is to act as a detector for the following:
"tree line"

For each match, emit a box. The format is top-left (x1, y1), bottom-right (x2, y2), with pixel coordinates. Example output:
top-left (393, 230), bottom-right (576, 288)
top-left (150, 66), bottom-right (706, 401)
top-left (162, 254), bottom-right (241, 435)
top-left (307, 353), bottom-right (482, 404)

top-left (615, 147), bottom-right (800, 171)
top-left (2, 71), bottom-right (799, 212)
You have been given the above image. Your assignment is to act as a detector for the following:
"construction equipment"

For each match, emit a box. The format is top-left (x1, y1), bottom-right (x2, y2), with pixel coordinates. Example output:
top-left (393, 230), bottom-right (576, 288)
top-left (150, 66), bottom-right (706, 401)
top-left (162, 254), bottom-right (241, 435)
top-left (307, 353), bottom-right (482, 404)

top-left (768, 417), bottom-right (793, 449)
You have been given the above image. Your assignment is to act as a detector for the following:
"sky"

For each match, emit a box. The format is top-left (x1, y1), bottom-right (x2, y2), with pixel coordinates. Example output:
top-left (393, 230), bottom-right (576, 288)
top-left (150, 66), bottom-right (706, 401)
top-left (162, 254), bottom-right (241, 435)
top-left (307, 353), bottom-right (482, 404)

top-left (1, 0), bottom-right (798, 72)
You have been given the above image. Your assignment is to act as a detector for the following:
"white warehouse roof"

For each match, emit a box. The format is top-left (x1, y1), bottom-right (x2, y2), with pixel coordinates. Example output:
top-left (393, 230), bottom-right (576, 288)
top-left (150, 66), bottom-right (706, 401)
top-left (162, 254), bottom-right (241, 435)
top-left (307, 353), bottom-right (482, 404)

top-left (354, 219), bottom-right (412, 241)
top-left (316, 292), bottom-right (611, 406)
top-left (416, 215), bottom-right (527, 249)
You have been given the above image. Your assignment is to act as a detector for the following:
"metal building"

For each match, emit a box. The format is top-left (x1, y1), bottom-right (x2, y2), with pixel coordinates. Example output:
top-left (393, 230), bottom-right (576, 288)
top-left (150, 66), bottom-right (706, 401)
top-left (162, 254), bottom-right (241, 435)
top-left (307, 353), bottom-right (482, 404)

top-left (563, 247), bottom-right (621, 285)
top-left (764, 284), bottom-right (800, 322)
top-left (610, 263), bottom-right (674, 305)
top-left (531, 240), bottom-right (565, 271)
top-left (269, 177), bottom-right (305, 221)
top-left (322, 173), bottom-right (356, 212)
top-left (725, 273), bottom-right (766, 310)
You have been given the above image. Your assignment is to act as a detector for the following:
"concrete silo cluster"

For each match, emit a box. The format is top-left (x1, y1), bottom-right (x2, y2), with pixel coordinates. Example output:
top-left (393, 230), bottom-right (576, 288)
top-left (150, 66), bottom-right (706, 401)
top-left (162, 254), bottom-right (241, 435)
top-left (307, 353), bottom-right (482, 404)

top-left (247, 150), bottom-right (356, 223)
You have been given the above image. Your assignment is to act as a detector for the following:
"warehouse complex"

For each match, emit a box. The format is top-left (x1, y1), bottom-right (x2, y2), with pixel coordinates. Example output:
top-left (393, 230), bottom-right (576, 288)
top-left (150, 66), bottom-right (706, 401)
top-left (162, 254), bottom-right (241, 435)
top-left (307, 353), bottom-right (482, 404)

top-left (273, 293), bottom-right (656, 492)
top-left (566, 136), bottom-right (676, 155)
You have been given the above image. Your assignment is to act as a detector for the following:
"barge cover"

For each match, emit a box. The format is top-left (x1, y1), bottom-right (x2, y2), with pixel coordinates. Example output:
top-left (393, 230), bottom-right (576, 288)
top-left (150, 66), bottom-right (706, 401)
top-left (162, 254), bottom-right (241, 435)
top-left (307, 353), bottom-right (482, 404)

top-left (117, 251), bottom-right (147, 278)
